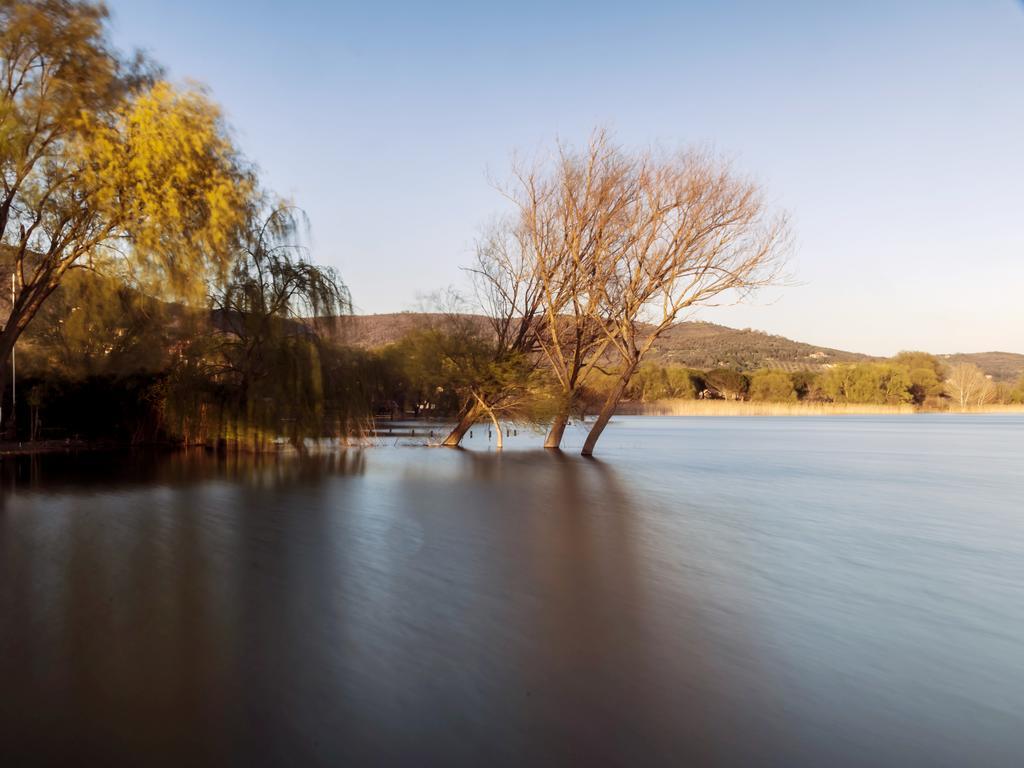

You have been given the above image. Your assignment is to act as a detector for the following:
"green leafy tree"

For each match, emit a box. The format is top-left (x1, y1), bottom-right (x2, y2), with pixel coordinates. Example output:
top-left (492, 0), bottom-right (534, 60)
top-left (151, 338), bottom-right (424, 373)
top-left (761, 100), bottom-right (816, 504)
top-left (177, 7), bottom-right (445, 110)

top-left (789, 370), bottom-right (820, 401)
top-left (1010, 376), bottom-right (1024, 404)
top-left (819, 365), bottom-right (855, 402)
top-left (628, 362), bottom-right (671, 402)
top-left (439, 220), bottom-right (546, 448)
top-left (748, 369), bottom-right (797, 402)
top-left (820, 363), bottom-right (911, 404)
top-left (846, 366), bottom-right (884, 403)
top-left (876, 363), bottom-right (913, 404)
top-left (22, 269), bottom-right (174, 379)
top-left (428, 318), bottom-right (540, 449)
top-left (665, 365), bottom-right (699, 399)
top-left (704, 368), bottom-right (750, 400)
top-left (893, 351), bottom-right (945, 405)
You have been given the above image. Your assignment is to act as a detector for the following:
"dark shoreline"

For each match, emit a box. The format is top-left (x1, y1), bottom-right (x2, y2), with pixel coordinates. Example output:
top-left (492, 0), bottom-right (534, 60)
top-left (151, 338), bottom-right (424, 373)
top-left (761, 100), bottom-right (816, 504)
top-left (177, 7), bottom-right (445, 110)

top-left (0, 438), bottom-right (128, 457)
top-left (4, 408), bottom-right (1022, 458)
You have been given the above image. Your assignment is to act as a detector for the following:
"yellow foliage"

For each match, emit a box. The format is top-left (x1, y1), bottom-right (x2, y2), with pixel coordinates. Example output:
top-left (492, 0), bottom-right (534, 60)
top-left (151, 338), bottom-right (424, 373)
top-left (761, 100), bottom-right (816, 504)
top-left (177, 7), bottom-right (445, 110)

top-left (77, 81), bottom-right (254, 301)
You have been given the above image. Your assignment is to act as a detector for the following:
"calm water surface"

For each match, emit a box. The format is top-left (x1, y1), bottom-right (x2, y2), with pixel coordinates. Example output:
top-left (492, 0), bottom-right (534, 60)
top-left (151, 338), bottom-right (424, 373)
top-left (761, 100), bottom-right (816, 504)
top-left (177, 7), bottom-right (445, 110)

top-left (1, 416), bottom-right (1023, 766)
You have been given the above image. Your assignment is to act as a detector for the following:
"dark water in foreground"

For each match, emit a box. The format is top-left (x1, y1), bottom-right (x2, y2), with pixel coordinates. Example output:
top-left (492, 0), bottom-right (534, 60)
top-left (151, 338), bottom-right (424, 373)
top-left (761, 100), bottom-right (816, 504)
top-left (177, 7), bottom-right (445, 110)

top-left (1, 416), bottom-right (1023, 766)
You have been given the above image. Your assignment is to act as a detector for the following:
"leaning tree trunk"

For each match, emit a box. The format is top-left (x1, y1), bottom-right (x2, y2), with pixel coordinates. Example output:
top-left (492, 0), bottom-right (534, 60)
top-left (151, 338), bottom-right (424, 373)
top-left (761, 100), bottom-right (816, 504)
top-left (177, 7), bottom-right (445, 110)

top-left (544, 407), bottom-right (570, 450)
top-left (474, 394), bottom-right (503, 451)
top-left (442, 399), bottom-right (481, 447)
top-left (581, 360), bottom-right (638, 457)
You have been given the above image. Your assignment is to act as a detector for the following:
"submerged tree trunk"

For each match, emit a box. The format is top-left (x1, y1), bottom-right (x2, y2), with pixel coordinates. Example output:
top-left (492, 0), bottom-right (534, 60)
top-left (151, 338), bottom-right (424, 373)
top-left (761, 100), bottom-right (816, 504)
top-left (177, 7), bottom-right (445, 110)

top-left (474, 393), bottom-right (503, 451)
top-left (581, 360), bottom-right (638, 457)
top-left (544, 407), bottom-right (570, 450)
top-left (442, 400), bottom-right (481, 447)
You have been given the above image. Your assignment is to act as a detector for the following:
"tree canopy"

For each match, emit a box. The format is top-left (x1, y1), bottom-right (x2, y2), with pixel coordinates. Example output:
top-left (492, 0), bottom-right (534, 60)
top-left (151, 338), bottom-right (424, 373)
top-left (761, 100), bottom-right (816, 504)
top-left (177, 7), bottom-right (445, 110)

top-left (1, 0), bottom-right (254, 427)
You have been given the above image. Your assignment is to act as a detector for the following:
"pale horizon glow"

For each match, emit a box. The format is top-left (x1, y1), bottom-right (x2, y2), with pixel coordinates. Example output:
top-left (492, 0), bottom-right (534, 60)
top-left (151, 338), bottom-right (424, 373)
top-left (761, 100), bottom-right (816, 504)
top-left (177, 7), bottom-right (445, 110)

top-left (106, 0), bottom-right (1024, 357)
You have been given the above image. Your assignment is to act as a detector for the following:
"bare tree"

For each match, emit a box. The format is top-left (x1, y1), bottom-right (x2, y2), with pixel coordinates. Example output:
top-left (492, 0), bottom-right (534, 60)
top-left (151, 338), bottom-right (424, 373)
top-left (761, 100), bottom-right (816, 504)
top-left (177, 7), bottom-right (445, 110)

top-left (579, 148), bottom-right (790, 455)
top-left (944, 363), bottom-right (995, 410)
top-left (467, 132), bottom-right (789, 455)
top-left (508, 130), bottom-right (638, 449)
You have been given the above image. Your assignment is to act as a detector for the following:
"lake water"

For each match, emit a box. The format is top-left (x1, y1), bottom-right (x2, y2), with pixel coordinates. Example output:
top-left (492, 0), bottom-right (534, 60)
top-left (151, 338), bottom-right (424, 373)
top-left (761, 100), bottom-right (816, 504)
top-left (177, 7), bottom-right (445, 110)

top-left (2, 416), bottom-right (1023, 766)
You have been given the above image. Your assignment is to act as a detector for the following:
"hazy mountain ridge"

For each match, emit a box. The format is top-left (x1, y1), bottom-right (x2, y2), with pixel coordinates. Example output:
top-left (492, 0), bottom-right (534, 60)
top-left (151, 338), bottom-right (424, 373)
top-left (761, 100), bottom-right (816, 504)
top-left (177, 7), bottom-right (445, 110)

top-left (339, 313), bottom-right (1024, 381)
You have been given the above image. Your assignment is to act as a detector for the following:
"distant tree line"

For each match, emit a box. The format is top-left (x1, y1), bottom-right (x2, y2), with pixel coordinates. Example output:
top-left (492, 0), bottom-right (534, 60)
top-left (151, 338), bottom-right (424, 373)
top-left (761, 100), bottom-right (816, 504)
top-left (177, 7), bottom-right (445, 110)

top-left (573, 353), bottom-right (1024, 410)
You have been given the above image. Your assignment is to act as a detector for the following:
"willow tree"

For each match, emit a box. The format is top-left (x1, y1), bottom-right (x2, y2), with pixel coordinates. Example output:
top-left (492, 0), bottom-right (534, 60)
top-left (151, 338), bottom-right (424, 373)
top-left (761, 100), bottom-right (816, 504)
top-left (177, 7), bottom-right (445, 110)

top-left (22, 267), bottom-right (173, 379)
top-left (0, 0), bottom-right (252, 428)
top-left (198, 206), bottom-right (351, 449)
top-left (580, 149), bottom-right (790, 456)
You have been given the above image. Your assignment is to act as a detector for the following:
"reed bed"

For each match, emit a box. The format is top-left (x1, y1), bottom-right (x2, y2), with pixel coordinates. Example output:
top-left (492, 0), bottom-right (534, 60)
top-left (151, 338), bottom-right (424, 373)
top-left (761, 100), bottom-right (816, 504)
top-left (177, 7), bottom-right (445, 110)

top-left (641, 400), bottom-right (1024, 416)
top-left (643, 400), bottom-right (918, 416)
top-left (945, 404), bottom-right (1024, 414)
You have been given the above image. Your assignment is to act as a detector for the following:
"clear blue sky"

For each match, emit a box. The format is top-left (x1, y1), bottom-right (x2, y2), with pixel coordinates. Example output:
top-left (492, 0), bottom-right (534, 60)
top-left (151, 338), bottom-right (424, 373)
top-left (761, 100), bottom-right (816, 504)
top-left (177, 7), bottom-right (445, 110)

top-left (106, 0), bottom-right (1024, 356)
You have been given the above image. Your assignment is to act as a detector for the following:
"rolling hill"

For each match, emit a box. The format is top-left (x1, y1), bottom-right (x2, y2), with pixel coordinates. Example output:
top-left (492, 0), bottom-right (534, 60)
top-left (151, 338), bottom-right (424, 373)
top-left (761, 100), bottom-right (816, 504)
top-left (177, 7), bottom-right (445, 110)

top-left (337, 313), bottom-right (1024, 382)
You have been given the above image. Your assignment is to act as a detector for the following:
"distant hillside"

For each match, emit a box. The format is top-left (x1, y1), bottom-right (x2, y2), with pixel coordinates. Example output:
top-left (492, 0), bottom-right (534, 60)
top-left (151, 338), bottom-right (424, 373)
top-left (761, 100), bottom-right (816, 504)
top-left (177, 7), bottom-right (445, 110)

top-left (338, 314), bottom-right (874, 374)
top-left (338, 313), bottom-right (1024, 382)
top-left (642, 322), bottom-right (871, 372)
top-left (6, 252), bottom-right (1018, 382)
top-left (940, 352), bottom-right (1024, 383)
top-left (336, 313), bottom-right (479, 348)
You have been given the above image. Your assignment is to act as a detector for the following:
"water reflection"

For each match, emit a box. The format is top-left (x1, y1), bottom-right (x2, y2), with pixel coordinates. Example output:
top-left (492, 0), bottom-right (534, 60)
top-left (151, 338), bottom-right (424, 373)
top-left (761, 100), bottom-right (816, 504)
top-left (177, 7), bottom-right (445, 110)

top-left (2, 418), bottom-right (1024, 766)
top-left (0, 449), bottom-right (704, 764)
top-left (0, 447), bottom-right (367, 495)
